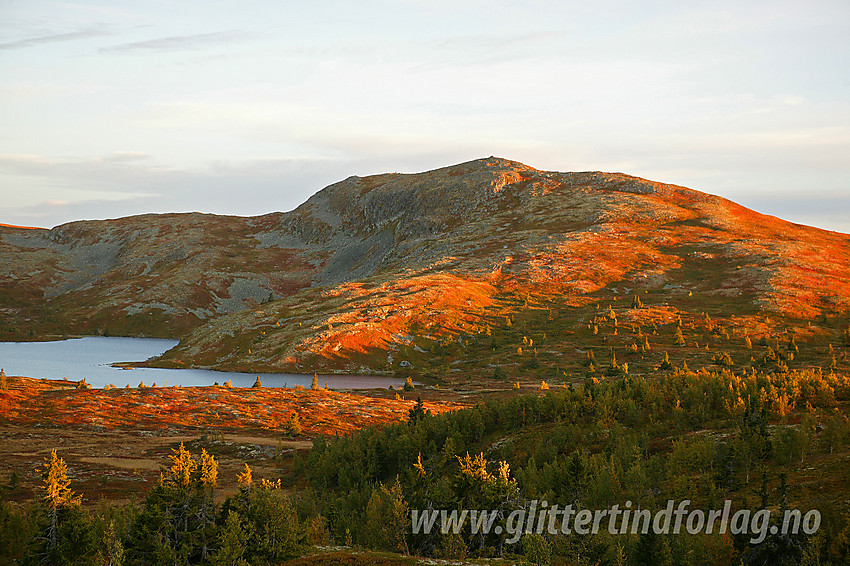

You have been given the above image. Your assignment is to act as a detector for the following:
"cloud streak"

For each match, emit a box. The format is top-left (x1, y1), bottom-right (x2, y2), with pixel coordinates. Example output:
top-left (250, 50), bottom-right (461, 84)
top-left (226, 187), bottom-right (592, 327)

top-left (0, 26), bottom-right (111, 50)
top-left (99, 31), bottom-right (244, 53)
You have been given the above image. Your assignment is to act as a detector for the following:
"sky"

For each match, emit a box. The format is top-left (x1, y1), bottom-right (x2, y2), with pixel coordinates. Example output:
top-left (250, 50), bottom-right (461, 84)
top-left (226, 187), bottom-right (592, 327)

top-left (1, 0), bottom-right (849, 232)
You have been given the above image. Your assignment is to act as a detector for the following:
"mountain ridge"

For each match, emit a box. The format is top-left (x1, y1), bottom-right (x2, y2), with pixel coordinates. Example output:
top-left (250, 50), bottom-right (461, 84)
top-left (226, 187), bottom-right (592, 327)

top-left (1, 158), bottom-right (848, 379)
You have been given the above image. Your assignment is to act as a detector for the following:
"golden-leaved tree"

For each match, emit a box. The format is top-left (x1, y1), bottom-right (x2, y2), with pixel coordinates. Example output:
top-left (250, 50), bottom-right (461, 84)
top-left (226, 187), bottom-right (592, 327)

top-left (29, 449), bottom-right (93, 564)
top-left (41, 449), bottom-right (82, 552)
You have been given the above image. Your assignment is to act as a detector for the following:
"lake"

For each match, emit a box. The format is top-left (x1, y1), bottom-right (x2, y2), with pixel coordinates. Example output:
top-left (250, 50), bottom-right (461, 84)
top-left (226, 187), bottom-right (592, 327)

top-left (0, 336), bottom-right (408, 390)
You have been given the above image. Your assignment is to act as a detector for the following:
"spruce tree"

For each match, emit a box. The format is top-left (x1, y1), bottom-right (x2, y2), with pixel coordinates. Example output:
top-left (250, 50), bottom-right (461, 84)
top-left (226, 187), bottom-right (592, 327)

top-left (759, 470), bottom-right (770, 509)
top-left (408, 396), bottom-right (428, 424)
top-left (523, 533), bottom-right (552, 566)
top-left (246, 481), bottom-right (300, 559)
top-left (210, 511), bottom-right (249, 566)
top-left (633, 529), bottom-right (674, 566)
top-left (364, 479), bottom-right (409, 554)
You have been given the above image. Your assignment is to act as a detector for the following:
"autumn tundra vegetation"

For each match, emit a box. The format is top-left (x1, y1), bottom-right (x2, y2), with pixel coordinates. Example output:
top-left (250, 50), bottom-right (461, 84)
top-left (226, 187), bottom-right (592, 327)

top-left (1, 363), bottom-right (849, 564)
top-left (1, 159), bottom-right (850, 564)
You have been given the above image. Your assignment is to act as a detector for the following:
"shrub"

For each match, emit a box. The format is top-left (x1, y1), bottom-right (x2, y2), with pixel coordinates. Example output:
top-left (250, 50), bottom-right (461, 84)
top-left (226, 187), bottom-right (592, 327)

top-left (283, 413), bottom-right (302, 437)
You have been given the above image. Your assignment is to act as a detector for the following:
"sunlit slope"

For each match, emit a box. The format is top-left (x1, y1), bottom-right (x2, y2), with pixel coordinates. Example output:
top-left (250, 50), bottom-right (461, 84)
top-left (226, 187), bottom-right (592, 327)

top-left (140, 158), bottom-right (850, 375)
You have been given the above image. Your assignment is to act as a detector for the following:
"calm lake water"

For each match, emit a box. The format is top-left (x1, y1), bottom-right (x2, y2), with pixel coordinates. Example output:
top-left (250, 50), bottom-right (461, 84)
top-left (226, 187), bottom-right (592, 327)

top-left (0, 336), bottom-right (407, 390)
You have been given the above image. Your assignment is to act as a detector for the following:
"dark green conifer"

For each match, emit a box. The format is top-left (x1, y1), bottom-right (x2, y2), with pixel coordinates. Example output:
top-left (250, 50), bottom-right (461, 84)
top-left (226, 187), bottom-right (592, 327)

top-left (211, 511), bottom-right (249, 566)
top-left (408, 396), bottom-right (428, 424)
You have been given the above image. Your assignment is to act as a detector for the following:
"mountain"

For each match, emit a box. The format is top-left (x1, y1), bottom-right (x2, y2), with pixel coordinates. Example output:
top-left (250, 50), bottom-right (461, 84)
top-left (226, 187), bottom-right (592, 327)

top-left (2, 157), bottom-right (849, 379)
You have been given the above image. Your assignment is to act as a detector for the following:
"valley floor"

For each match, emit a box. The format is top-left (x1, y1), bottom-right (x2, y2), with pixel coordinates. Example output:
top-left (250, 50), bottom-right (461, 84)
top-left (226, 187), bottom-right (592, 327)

top-left (0, 375), bottom-right (462, 505)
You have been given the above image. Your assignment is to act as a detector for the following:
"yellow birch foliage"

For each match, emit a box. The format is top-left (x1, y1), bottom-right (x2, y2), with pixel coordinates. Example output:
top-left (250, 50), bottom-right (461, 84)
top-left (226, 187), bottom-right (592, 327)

top-left (237, 463), bottom-right (253, 487)
top-left (42, 449), bottom-right (81, 509)
top-left (413, 453), bottom-right (426, 478)
top-left (199, 448), bottom-right (218, 488)
top-left (169, 442), bottom-right (197, 487)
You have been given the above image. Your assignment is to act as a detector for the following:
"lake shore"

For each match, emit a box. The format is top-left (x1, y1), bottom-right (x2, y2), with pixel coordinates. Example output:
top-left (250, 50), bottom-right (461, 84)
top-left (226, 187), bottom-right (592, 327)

top-left (0, 336), bottom-right (410, 389)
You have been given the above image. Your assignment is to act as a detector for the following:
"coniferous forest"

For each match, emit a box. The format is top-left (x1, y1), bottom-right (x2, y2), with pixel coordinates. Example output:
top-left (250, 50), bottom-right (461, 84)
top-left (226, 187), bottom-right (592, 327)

top-left (2, 364), bottom-right (849, 565)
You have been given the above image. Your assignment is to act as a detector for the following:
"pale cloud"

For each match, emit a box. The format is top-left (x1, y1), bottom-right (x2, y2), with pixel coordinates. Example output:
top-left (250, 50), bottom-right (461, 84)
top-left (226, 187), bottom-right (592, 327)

top-left (0, 152), bottom-right (351, 227)
top-left (779, 94), bottom-right (807, 106)
top-left (0, 178), bottom-right (155, 215)
top-left (0, 81), bottom-right (101, 98)
top-left (0, 153), bottom-right (169, 185)
top-left (101, 151), bottom-right (151, 162)
top-left (99, 31), bottom-right (246, 53)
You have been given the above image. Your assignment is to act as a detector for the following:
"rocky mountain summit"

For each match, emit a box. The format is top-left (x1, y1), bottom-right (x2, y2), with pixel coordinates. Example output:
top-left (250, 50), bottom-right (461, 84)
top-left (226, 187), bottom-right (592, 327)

top-left (2, 157), bottom-right (848, 377)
